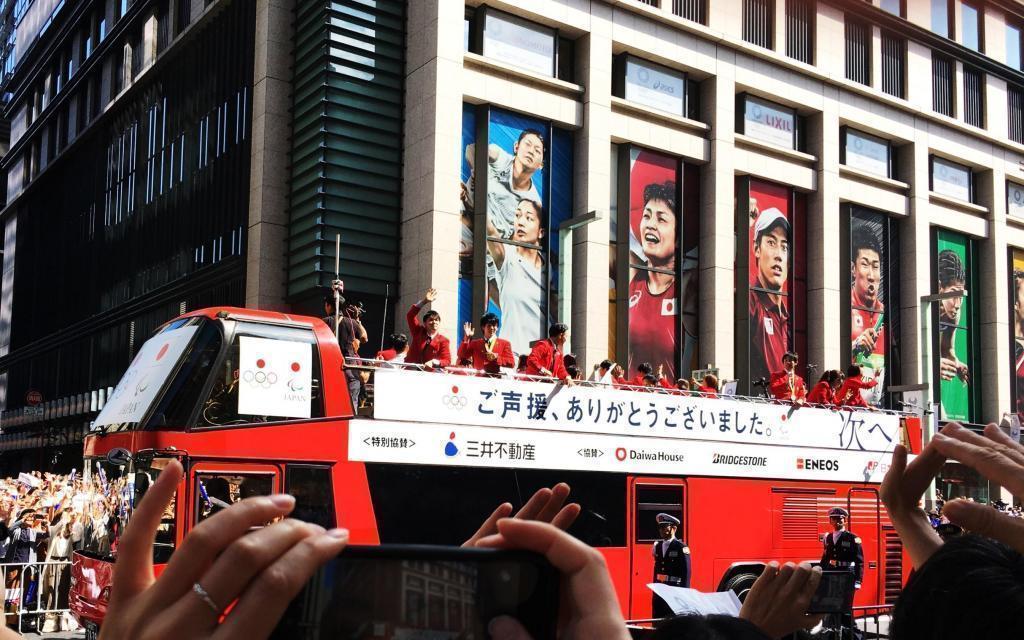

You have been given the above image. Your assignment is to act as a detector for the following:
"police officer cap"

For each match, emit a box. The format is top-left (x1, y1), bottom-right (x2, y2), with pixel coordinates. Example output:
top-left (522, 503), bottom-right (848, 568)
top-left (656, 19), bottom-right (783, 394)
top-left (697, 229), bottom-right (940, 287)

top-left (656, 513), bottom-right (680, 526)
top-left (828, 507), bottom-right (850, 518)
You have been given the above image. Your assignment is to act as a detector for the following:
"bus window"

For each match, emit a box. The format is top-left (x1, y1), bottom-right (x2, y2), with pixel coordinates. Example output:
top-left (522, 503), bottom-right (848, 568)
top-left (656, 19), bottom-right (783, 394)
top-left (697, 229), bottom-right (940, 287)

top-left (77, 455), bottom-right (178, 563)
top-left (634, 486), bottom-right (684, 543)
top-left (195, 472), bottom-right (275, 522)
top-left (199, 323), bottom-right (325, 427)
top-left (364, 465), bottom-right (627, 547)
top-left (285, 465), bottom-right (335, 529)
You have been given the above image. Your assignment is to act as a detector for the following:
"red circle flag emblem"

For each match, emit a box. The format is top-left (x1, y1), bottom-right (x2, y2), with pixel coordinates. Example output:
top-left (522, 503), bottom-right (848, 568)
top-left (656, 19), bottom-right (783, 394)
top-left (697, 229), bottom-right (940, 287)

top-left (256, 358), bottom-right (266, 368)
top-left (155, 344), bottom-right (170, 361)
top-left (291, 362), bottom-right (301, 372)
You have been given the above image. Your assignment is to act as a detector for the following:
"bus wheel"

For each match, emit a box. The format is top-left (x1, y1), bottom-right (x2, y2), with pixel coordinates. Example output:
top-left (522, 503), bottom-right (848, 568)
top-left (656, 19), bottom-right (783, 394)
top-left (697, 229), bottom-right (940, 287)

top-left (723, 572), bottom-right (760, 602)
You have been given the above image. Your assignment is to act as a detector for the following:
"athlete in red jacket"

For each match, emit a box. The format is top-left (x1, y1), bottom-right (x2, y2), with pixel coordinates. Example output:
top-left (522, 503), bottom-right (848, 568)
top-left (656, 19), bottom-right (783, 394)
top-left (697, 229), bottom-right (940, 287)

top-left (837, 365), bottom-right (877, 407)
top-left (405, 288), bottom-right (452, 370)
top-left (524, 323), bottom-right (573, 383)
top-left (768, 352), bottom-right (807, 403)
top-left (458, 313), bottom-right (515, 375)
top-left (807, 370), bottom-right (843, 406)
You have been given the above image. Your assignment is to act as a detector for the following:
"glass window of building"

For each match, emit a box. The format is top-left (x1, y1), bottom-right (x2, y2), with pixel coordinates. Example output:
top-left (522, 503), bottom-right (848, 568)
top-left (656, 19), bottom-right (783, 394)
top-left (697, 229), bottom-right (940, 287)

top-left (963, 67), bottom-right (984, 128)
top-left (1008, 20), bottom-right (1022, 71)
top-left (737, 94), bottom-right (799, 150)
top-left (930, 156), bottom-right (973, 202)
top-left (931, 0), bottom-right (950, 38)
top-left (881, 31), bottom-right (906, 99)
top-left (841, 128), bottom-right (893, 178)
top-left (479, 8), bottom-right (556, 78)
top-left (784, 0), bottom-right (813, 64)
top-left (743, 0), bottom-right (774, 49)
top-left (1010, 85), bottom-right (1024, 145)
top-left (880, 0), bottom-right (904, 17)
top-left (672, 0), bottom-right (707, 25)
top-left (959, 1), bottom-right (982, 52)
top-left (614, 55), bottom-right (687, 117)
top-left (932, 53), bottom-right (955, 117)
top-left (845, 15), bottom-right (871, 85)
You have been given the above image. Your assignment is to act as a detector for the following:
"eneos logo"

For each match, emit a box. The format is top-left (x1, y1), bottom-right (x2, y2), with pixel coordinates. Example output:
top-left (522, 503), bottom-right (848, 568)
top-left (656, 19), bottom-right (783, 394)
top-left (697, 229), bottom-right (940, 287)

top-left (797, 458), bottom-right (839, 471)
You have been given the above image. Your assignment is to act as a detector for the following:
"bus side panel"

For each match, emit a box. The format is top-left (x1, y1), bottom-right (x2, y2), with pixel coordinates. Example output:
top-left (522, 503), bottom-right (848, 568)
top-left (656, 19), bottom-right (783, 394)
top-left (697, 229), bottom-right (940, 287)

top-left (687, 478), bottom-right (786, 592)
top-left (333, 458), bottom-right (381, 544)
top-left (598, 547), bottom-right (631, 617)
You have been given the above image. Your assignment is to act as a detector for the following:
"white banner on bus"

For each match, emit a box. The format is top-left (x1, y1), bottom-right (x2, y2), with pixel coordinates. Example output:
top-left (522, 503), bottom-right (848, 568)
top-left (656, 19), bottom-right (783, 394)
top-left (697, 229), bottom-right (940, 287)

top-left (349, 420), bottom-right (898, 484)
top-left (238, 337), bottom-right (312, 418)
top-left (94, 325), bottom-right (198, 428)
top-left (373, 370), bottom-right (902, 453)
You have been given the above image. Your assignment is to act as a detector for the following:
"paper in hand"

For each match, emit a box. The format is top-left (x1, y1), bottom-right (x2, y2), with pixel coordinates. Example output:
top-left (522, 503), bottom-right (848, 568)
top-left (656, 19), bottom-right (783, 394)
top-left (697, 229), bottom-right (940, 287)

top-left (647, 584), bottom-right (742, 617)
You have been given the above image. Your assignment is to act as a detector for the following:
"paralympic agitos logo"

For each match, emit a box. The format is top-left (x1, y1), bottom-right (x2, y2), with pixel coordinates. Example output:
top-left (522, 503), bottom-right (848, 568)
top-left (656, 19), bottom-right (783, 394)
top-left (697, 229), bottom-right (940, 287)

top-left (712, 452), bottom-right (767, 467)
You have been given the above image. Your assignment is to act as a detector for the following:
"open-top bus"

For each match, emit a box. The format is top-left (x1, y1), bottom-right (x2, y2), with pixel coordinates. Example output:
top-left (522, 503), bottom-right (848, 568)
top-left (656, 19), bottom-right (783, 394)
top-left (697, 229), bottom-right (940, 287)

top-left (68, 307), bottom-right (921, 636)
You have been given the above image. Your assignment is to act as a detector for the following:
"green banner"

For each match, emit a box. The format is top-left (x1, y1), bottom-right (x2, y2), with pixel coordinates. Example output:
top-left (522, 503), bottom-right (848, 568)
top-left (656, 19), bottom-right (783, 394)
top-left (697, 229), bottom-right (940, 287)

top-left (935, 231), bottom-right (971, 422)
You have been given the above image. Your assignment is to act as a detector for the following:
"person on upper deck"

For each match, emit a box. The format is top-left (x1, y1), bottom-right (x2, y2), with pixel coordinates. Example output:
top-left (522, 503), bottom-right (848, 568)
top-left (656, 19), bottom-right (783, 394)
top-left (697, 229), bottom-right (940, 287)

top-left (524, 323), bottom-right (574, 384)
top-left (768, 352), bottom-right (808, 404)
top-left (405, 288), bottom-right (452, 371)
top-left (808, 369), bottom-right (844, 406)
top-left (837, 364), bottom-right (877, 408)
top-left (458, 313), bottom-right (515, 375)
top-left (697, 374), bottom-right (719, 398)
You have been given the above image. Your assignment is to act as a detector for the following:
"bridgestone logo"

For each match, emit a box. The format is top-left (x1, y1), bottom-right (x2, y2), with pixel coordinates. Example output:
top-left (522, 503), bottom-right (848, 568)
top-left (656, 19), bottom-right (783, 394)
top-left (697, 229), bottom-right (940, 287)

top-left (712, 453), bottom-right (767, 466)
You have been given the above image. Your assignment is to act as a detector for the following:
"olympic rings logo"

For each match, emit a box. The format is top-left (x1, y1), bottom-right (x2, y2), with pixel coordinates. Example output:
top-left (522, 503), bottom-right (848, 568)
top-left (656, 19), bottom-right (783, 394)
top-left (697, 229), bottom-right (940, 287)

top-left (242, 370), bottom-right (279, 389)
top-left (442, 394), bottom-right (467, 410)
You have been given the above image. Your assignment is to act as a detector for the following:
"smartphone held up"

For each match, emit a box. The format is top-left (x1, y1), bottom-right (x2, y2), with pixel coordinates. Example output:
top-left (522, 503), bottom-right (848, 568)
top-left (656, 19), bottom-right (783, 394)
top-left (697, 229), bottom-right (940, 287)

top-left (271, 545), bottom-right (560, 639)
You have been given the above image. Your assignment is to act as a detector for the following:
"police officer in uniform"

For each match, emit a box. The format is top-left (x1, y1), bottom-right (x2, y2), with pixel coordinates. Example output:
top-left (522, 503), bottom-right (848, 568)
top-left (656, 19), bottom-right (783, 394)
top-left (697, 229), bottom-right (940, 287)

top-left (652, 513), bottom-right (690, 618)
top-left (820, 507), bottom-right (864, 640)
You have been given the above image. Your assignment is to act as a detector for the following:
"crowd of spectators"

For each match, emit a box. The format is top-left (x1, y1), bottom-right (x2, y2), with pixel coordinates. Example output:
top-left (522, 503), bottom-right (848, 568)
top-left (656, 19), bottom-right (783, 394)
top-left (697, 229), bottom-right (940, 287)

top-left (1, 470), bottom-right (126, 632)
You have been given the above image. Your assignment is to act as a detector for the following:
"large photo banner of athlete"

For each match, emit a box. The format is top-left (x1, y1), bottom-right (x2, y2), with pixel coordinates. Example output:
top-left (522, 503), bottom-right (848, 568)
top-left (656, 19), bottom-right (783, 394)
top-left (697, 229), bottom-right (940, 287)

top-left (627, 148), bottom-right (681, 380)
top-left (1012, 249), bottom-right (1024, 422)
top-left (935, 230), bottom-right (972, 422)
top-left (850, 210), bottom-right (887, 406)
top-left (747, 180), bottom-right (793, 386)
top-left (484, 110), bottom-right (549, 356)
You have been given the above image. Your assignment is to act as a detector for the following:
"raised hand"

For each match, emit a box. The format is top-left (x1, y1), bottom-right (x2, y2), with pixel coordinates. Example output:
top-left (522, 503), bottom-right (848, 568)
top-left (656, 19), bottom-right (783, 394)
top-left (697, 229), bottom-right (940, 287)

top-left (463, 483), bottom-right (580, 548)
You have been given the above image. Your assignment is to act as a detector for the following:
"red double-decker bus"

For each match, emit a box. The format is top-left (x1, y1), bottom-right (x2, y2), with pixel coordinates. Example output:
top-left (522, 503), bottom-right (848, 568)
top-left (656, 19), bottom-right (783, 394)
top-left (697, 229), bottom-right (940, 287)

top-left (69, 307), bottom-right (921, 638)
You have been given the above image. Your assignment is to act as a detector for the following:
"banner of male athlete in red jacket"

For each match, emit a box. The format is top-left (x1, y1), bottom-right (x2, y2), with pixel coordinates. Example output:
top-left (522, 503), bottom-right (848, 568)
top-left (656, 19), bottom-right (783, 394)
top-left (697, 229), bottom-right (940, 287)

top-left (747, 180), bottom-right (792, 386)
top-left (627, 148), bottom-right (682, 380)
top-left (850, 210), bottom-right (887, 406)
top-left (1012, 249), bottom-right (1024, 422)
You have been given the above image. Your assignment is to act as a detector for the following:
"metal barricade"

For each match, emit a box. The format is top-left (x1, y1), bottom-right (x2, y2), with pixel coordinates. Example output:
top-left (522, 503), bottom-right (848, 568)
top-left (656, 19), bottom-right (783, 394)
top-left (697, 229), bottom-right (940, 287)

top-left (2, 560), bottom-right (74, 634)
top-left (852, 604), bottom-right (892, 639)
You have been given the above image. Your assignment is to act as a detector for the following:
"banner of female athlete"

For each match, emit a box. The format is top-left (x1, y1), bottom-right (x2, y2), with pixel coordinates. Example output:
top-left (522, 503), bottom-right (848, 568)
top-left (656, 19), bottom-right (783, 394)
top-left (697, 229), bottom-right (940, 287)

top-left (483, 110), bottom-right (548, 356)
top-left (850, 209), bottom-right (887, 406)
top-left (935, 230), bottom-right (971, 422)
top-left (627, 148), bottom-right (681, 380)
top-left (747, 180), bottom-right (793, 385)
top-left (1012, 249), bottom-right (1024, 421)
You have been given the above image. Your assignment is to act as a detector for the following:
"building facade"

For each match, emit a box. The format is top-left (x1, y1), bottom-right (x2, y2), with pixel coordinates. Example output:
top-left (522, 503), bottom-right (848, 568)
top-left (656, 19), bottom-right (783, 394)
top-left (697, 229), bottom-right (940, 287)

top-left (1, 0), bottom-right (1023, 496)
top-left (407, 0), bottom-right (1024, 428)
top-left (0, 0), bottom-right (382, 467)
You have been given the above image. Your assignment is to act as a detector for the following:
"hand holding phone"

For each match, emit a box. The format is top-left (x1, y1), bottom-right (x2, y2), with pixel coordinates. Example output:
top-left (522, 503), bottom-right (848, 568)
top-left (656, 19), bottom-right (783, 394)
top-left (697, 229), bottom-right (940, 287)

top-left (272, 545), bottom-right (559, 639)
top-left (807, 569), bottom-right (856, 614)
